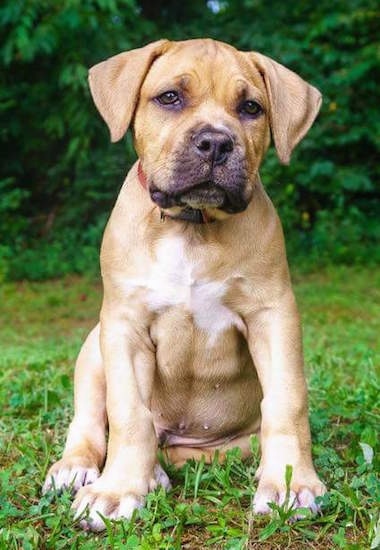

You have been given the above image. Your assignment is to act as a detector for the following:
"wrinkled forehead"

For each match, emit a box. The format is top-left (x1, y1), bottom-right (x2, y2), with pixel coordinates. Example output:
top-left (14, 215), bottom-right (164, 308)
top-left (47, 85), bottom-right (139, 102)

top-left (140, 40), bottom-right (267, 103)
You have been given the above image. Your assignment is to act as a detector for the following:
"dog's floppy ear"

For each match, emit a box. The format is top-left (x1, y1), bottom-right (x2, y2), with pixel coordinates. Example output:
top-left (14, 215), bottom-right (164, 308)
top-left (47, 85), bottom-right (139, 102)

top-left (250, 53), bottom-right (322, 164)
top-left (88, 39), bottom-right (170, 142)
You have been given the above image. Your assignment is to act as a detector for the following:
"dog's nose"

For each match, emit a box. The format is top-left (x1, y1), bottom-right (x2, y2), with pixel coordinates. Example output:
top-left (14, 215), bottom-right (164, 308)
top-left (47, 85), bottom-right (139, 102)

top-left (193, 130), bottom-right (234, 165)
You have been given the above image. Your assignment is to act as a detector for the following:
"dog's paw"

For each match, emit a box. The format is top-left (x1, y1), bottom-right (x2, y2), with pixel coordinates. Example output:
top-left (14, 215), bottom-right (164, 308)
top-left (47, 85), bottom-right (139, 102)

top-left (73, 463), bottom-right (171, 532)
top-left (73, 485), bottom-right (143, 532)
top-left (253, 469), bottom-right (326, 517)
top-left (42, 457), bottom-right (99, 495)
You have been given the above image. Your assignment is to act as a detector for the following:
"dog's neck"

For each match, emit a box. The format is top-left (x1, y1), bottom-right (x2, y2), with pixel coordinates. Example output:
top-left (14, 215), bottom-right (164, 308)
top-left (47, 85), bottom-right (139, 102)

top-left (137, 161), bottom-right (212, 224)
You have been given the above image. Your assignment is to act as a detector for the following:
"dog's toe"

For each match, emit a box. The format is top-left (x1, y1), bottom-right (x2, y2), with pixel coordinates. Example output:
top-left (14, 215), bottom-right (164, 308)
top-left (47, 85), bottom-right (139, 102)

top-left (297, 487), bottom-right (321, 514)
top-left (253, 485), bottom-right (277, 514)
top-left (151, 463), bottom-right (171, 491)
top-left (43, 459), bottom-right (99, 495)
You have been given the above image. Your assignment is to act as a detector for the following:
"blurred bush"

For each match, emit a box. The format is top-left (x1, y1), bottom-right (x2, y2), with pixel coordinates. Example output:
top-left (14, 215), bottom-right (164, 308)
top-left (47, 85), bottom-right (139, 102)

top-left (0, 0), bottom-right (379, 279)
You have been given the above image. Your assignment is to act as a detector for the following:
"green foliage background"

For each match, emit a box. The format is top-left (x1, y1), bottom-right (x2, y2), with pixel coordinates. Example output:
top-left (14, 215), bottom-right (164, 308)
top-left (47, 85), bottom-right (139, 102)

top-left (1, 0), bottom-right (379, 280)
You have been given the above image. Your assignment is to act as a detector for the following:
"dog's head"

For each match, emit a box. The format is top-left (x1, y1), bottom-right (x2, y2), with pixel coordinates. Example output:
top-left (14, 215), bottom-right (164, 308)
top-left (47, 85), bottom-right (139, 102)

top-left (89, 39), bottom-right (321, 221)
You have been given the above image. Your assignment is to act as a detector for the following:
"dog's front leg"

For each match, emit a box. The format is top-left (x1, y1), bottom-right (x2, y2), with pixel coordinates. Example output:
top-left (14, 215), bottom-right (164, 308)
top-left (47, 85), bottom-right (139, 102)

top-left (73, 315), bottom-right (170, 532)
top-left (247, 290), bottom-right (325, 515)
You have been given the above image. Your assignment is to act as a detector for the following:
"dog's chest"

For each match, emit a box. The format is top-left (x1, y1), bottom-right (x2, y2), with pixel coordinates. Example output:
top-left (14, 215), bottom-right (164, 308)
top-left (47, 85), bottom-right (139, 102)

top-left (127, 236), bottom-right (244, 341)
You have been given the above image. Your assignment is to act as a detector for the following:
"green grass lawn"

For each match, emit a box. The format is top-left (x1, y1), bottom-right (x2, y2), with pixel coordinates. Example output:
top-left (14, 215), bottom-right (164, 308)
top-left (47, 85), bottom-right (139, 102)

top-left (0, 266), bottom-right (379, 549)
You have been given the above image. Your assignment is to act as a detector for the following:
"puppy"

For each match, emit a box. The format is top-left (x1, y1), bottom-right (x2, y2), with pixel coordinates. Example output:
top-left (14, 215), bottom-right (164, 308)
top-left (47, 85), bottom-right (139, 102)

top-left (43, 38), bottom-right (326, 531)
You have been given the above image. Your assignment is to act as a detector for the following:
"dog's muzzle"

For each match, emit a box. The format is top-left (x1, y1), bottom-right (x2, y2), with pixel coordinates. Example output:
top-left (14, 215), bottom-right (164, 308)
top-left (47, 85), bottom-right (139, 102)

top-left (147, 127), bottom-right (250, 219)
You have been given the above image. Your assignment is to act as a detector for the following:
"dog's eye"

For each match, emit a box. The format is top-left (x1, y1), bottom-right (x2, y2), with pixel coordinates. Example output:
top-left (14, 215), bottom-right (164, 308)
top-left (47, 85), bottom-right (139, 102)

top-left (239, 100), bottom-right (263, 117)
top-left (156, 91), bottom-right (181, 106)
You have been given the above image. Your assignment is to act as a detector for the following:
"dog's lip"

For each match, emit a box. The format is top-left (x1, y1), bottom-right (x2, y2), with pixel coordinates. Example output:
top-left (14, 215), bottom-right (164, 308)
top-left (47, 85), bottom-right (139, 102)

top-left (149, 180), bottom-right (249, 214)
top-left (150, 181), bottom-right (223, 207)
top-left (178, 181), bottom-right (226, 208)
top-left (151, 180), bottom-right (217, 196)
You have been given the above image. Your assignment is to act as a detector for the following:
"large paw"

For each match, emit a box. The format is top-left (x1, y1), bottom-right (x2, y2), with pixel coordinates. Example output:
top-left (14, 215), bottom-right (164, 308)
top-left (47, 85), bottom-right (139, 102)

top-left (73, 464), bottom-right (171, 532)
top-left (253, 468), bottom-right (326, 517)
top-left (42, 457), bottom-right (99, 495)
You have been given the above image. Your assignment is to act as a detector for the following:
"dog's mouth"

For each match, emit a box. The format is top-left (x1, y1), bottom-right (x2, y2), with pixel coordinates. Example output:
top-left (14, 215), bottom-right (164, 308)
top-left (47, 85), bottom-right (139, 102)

top-left (150, 181), bottom-right (248, 218)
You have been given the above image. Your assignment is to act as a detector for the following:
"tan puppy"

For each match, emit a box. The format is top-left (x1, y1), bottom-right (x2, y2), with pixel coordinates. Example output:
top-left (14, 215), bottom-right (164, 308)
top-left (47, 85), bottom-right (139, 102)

top-left (43, 38), bottom-right (326, 531)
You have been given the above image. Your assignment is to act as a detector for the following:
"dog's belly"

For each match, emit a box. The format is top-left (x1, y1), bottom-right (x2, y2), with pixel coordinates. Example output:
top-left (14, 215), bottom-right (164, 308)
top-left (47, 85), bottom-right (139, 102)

top-left (150, 307), bottom-right (262, 447)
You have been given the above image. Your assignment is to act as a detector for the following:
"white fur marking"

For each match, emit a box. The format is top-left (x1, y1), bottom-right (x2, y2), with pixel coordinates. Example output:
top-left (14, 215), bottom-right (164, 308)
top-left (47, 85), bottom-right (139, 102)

top-left (125, 236), bottom-right (243, 343)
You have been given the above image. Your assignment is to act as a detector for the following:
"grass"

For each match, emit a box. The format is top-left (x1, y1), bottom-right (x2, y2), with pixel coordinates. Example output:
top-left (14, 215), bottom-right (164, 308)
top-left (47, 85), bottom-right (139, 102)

top-left (0, 266), bottom-right (379, 549)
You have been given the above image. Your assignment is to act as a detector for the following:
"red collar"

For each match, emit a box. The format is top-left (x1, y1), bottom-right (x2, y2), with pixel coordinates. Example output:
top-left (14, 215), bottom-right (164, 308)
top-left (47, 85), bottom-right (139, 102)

top-left (137, 161), bottom-right (148, 189)
top-left (137, 161), bottom-right (213, 224)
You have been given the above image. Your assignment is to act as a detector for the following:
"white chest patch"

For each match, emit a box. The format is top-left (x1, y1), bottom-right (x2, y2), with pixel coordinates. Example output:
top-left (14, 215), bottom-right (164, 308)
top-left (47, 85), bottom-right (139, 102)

top-left (126, 236), bottom-right (244, 344)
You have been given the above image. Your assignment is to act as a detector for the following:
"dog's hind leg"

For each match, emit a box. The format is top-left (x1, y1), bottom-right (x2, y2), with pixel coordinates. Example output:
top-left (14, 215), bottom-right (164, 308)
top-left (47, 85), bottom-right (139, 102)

top-left (43, 323), bottom-right (107, 495)
top-left (164, 434), bottom-right (255, 468)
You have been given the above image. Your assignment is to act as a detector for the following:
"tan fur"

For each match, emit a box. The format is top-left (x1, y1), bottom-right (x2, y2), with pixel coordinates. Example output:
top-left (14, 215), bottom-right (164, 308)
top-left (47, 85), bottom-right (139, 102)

top-left (43, 38), bottom-right (325, 531)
